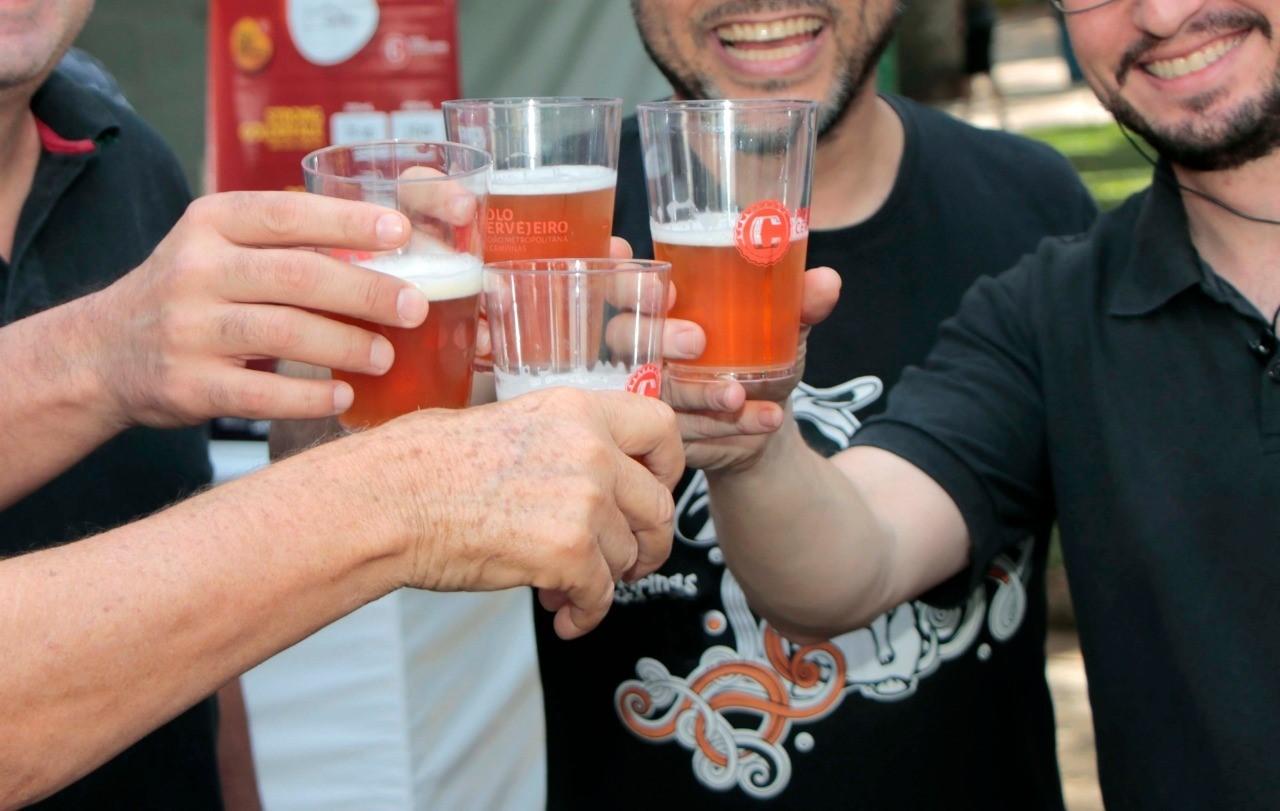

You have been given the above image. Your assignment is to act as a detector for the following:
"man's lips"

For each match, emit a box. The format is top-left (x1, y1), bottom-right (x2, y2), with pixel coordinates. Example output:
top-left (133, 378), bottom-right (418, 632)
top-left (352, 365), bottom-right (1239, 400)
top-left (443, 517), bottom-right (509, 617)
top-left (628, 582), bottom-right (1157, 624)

top-left (711, 15), bottom-right (826, 73)
top-left (1139, 30), bottom-right (1249, 80)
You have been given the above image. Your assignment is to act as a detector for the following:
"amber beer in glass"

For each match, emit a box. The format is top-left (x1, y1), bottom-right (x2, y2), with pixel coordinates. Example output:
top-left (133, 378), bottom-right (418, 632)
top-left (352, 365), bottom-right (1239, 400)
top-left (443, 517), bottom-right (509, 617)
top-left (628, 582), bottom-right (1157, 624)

top-left (639, 100), bottom-right (816, 395)
top-left (302, 141), bottom-right (490, 429)
top-left (443, 98), bottom-right (621, 262)
top-left (332, 254), bottom-right (483, 428)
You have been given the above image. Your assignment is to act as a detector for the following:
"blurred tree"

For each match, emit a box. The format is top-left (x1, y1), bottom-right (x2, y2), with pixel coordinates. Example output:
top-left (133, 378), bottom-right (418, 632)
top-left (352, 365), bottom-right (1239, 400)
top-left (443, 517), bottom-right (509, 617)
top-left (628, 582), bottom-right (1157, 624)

top-left (897, 0), bottom-right (965, 102)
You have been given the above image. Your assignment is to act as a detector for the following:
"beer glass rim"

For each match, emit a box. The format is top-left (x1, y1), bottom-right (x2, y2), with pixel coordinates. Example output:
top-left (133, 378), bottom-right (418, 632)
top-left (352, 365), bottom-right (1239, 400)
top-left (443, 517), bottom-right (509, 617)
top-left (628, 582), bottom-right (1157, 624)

top-left (301, 140), bottom-right (492, 185)
top-left (484, 258), bottom-right (670, 277)
top-left (636, 98), bottom-right (817, 113)
top-left (443, 96), bottom-right (622, 110)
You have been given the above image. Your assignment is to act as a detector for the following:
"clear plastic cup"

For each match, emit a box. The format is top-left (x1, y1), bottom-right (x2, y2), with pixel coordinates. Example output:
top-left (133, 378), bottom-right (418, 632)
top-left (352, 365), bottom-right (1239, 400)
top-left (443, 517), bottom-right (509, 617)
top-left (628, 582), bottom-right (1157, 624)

top-left (483, 259), bottom-right (669, 401)
top-left (638, 99), bottom-right (817, 399)
top-left (302, 140), bottom-right (491, 428)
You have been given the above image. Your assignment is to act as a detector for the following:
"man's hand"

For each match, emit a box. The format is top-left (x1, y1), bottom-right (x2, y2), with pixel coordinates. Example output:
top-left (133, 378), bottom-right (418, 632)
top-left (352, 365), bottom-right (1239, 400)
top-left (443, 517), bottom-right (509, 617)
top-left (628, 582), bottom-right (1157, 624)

top-left (363, 388), bottom-right (684, 640)
top-left (667, 266), bottom-right (841, 471)
top-left (84, 191), bottom-right (432, 428)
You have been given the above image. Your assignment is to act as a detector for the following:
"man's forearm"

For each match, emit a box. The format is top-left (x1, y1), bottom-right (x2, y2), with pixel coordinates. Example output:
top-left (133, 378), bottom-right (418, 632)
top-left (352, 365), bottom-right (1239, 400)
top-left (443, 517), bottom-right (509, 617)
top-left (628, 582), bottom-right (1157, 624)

top-left (0, 432), bottom-right (407, 807)
top-left (706, 422), bottom-right (901, 641)
top-left (0, 293), bottom-right (122, 508)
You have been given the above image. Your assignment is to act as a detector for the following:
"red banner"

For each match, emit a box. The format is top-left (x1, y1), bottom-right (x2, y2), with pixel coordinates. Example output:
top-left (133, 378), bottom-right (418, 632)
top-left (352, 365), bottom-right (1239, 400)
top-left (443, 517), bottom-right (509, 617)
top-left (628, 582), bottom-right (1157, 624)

top-left (207, 0), bottom-right (460, 192)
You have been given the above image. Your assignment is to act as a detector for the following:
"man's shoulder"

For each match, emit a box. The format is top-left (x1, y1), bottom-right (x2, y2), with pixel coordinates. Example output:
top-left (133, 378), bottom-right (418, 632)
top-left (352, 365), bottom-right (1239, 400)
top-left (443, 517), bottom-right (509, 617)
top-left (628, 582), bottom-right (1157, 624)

top-left (891, 95), bottom-right (1084, 190)
top-left (994, 187), bottom-right (1149, 313)
top-left (50, 55), bottom-right (189, 196)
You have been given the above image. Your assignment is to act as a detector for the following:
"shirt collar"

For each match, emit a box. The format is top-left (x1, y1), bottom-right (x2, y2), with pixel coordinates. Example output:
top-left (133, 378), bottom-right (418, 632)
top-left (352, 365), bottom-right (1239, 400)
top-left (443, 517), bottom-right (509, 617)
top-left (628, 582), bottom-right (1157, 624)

top-left (1108, 161), bottom-right (1203, 317)
top-left (28, 70), bottom-right (121, 155)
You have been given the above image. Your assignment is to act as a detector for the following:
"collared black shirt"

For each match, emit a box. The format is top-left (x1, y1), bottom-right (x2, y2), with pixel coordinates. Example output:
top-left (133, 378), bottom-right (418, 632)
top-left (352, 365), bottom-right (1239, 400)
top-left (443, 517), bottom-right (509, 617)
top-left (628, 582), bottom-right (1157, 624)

top-left (853, 163), bottom-right (1280, 810)
top-left (2, 73), bottom-right (218, 808)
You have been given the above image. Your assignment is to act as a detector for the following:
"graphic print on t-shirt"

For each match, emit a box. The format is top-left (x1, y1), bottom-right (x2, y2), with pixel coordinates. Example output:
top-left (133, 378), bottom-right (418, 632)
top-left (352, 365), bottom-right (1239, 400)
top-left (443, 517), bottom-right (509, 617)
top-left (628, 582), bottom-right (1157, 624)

top-left (614, 377), bottom-right (1033, 799)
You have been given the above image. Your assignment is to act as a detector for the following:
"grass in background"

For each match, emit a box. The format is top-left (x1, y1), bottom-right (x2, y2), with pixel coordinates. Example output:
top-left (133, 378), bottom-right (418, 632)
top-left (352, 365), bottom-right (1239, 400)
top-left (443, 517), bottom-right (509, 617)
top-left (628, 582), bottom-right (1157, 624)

top-left (1024, 123), bottom-right (1152, 210)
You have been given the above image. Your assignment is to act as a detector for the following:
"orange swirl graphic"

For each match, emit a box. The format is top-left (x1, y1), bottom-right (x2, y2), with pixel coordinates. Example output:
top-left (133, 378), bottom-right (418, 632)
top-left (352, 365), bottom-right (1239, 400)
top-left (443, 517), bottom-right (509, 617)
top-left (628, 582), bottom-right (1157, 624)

top-left (618, 630), bottom-right (848, 768)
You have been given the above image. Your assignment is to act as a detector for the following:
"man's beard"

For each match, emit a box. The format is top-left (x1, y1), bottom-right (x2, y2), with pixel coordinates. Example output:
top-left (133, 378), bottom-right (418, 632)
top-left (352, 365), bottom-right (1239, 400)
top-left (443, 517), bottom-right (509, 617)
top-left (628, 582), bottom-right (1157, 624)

top-left (1105, 9), bottom-right (1280, 172)
top-left (633, 1), bottom-right (902, 140)
top-left (1105, 75), bottom-right (1280, 172)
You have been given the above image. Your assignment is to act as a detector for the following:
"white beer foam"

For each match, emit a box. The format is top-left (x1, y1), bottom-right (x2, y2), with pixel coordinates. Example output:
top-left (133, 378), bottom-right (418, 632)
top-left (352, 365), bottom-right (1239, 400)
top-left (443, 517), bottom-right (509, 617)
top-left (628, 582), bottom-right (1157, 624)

top-left (359, 252), bottom-right (483, 301)
top-left (490, 165), bottom-right (617, 196)
top-left (494, 362), bottom-right (632, 401)
top-left (649, 215), bottom-right (736, 247)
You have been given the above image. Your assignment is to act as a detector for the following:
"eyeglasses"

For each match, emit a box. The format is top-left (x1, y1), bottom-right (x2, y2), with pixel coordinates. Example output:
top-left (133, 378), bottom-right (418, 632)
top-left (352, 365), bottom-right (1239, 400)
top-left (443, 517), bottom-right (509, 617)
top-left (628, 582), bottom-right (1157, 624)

top-left (1051, 0), bottom-right (1122, 14)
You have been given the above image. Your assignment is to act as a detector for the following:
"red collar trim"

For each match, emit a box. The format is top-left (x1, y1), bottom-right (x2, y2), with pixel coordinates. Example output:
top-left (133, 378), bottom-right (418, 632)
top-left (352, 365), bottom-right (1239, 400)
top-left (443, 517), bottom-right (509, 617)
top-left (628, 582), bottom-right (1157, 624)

top-left (35, 117), bottom-right (97, 155)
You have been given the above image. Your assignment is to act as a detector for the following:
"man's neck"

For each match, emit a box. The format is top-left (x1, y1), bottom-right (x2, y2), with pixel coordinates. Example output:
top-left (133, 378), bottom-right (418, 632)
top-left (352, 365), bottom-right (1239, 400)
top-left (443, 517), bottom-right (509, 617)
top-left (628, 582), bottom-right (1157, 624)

top-left (808, 80), bottom-right (905, 231)
top-left (1177, 153), bottom-right (1280, 322)
top-left (0, 84), bottom-right (41, 262)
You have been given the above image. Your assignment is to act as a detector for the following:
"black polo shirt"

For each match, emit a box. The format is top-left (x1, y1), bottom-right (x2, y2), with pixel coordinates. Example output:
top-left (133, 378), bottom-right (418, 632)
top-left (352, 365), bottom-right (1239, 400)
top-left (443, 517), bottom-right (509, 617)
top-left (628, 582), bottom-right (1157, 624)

top-left (1, 72), bottom-right (218, 807)
top-left (853, 163), bottom-right (1280, 810)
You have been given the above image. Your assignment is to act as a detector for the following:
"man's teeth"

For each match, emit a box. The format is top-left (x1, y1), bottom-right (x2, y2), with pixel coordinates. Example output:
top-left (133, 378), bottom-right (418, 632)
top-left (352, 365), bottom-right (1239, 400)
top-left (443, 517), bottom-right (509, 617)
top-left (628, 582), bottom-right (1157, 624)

top-left (723, 41), bottom-right (810, 61)
top-left (1145, 34), bottom-right (1246, 80)
top-left (717, 16), bottom-right (823, 45)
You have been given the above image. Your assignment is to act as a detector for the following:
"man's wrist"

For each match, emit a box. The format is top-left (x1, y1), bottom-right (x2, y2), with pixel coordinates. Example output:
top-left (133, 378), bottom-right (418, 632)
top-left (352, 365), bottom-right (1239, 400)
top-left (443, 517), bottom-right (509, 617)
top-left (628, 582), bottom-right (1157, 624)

top-left (64, 288), bottom-right (131, 431)
top-left (706, 412), bottom-right (805, 483)
top-left (326, 417), bottom-right (456, 592)
top-left (26, 292), bottom-right (129, 434)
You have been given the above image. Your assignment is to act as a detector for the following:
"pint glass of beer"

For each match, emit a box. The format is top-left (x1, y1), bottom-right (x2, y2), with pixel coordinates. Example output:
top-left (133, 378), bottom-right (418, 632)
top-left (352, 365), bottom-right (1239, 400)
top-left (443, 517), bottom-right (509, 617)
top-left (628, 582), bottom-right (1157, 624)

top-left (302, 141), bottom-right (490, 429)
top-left (484, 259), bottom-right (669, 401)
top-left (443, 98), bottom-right (621, 262)
top-left (637, 100), bottom-right (816, 397)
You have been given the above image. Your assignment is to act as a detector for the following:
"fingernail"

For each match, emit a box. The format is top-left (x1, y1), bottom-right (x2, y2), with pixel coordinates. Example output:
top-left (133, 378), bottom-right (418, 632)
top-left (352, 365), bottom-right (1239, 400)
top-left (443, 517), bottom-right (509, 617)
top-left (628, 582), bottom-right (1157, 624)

top-left (397, 286), bottom-right (428, 325)
top-left (376, 213), bottom-right (407, 244)
top-left (715, 384), bottom-right (744, 411)
top-left (673, 328), bottom-right (702, 358)
top-left (332, 383), bottom-right (354, 413)
top-left (761, 407), bottom-right (784, 429)
top-left (370, 337), bottom-right (394, 373)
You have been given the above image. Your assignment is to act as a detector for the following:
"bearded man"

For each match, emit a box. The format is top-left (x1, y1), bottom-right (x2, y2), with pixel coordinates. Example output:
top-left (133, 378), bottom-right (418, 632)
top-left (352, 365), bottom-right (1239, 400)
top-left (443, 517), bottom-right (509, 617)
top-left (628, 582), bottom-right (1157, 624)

top-left (660, 0), bottom-right (1280, 808)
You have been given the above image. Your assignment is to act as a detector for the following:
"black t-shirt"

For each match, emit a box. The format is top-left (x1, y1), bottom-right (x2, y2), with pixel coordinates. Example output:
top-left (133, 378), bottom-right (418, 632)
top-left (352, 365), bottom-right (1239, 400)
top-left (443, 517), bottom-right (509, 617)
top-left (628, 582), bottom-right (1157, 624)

top-left (851, 164), bottom-right (1280, 810)
top-left (0, 73), bottom-right (219, 808)
top-left (535, 96), bottom-right (1097, 809)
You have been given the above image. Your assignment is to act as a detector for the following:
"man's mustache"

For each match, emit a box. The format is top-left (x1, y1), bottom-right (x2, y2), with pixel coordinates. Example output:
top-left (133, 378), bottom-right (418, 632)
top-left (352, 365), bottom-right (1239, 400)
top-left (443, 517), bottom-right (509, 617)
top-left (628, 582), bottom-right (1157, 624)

top-left (699, 0), bottom-right (839, 28)
top-left (1115, 9), bottom-right (1272, 86)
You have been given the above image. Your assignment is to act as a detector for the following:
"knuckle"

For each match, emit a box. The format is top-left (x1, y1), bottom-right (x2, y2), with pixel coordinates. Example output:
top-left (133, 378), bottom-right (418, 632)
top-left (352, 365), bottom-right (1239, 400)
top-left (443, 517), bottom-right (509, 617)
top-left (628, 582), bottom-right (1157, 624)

top-left (566, 473), bottom-right (610, 513)
top-left (654, 400), bottom-right (678, 434)
top-left (184, 194), bottom-right (217, 225)
top-left (654, 488), bottom-right (676, 528)
top-left (341, 327), bottom-right (374, 367)
top-left (216, 308), bottom-right (253, 345)
top-left (548, 528), bottom-right (592, 561)
top-left (169, 242), bottom-right (210, 279)
top-left (260, 310), bottom-right (301, 351)
top-left (360, 274), bottom-right (386, 314)
top-left (260, 196), bottom-right (304, 238)
top-left (273, 253), bottom-right (315, 296)
top-left (158, 305), bottom-right (199, 350)
top-left (544, 386), bottom-right (591, 412)
top-left (237, 388), bottom-right (271, 417)
top-left (202, 377), bottom-right (235, 416)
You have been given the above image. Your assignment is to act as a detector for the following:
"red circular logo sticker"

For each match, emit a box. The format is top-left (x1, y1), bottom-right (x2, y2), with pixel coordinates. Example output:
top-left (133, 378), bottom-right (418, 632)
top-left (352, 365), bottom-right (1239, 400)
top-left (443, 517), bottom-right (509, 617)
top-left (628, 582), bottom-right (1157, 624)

top-left (734, 200), bottom-right (792, 267)
top-left (625, 363), bottom-right (662, 398)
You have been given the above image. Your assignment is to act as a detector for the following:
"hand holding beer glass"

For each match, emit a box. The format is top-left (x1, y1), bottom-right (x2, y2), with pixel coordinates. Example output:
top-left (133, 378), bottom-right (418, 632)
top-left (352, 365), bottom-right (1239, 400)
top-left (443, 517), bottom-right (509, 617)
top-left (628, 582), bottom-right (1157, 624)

top-left (638, 100), bottom-right (817, 400)
top-left (485, 259), bottom-right (669, 400)
top-left (302, 141), bottom-right (490, 429)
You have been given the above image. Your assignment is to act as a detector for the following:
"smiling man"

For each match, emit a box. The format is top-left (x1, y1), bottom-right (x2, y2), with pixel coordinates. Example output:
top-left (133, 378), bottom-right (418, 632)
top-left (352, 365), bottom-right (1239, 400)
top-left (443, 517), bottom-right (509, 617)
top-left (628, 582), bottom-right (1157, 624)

top-left (531, 1), bottom-right (1098, 809)
top-left (658, 0), bottom-right (1280, 808)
